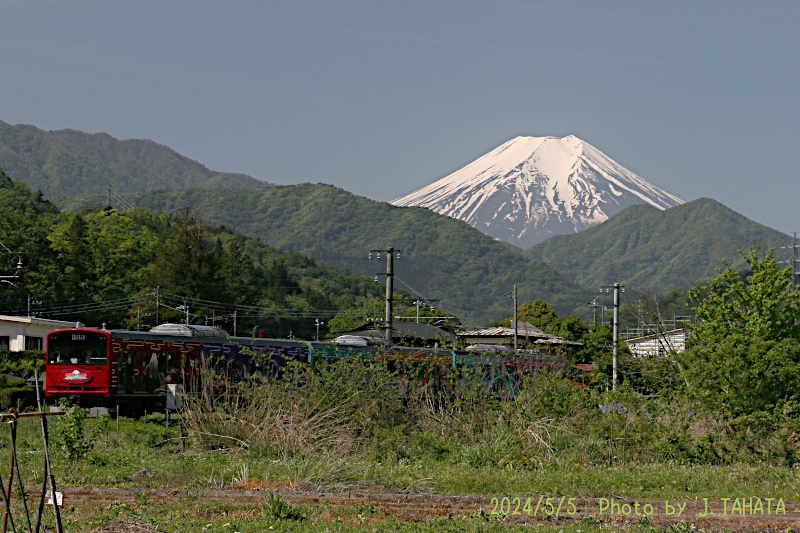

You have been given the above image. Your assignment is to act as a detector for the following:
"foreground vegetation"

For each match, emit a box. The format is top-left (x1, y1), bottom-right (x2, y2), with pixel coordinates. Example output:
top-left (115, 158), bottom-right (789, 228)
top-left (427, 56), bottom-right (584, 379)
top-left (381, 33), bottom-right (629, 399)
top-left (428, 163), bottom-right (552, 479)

top-left (1, 361), bottom-right (793, 532)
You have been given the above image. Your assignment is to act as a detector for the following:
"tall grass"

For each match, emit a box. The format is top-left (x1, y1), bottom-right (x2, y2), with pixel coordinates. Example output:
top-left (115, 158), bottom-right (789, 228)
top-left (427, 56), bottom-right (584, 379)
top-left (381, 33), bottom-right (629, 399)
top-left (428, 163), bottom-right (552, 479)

top-left (181, 356), bottom-right (800, 477)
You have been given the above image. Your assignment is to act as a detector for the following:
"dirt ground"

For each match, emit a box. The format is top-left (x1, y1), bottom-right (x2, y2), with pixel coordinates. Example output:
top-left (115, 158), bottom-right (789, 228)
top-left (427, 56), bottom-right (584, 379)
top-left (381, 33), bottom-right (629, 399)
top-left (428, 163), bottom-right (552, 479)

top-left (53, 486), bottom-right (800, 532)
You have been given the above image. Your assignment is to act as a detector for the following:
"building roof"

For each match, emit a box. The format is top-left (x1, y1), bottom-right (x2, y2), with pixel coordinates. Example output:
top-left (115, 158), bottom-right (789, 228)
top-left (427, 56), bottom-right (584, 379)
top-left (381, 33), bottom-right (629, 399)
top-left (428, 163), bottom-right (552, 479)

top-left (0, 314), bottom-right (78, 328)
top-left (458, 321), bottom-right (583, 347)
top-left (343, 321), bottom-right (458, 343)
top-left (460, 321), bottom-right (554, 339)
top-left (625, 327), bottom-right (690, 343)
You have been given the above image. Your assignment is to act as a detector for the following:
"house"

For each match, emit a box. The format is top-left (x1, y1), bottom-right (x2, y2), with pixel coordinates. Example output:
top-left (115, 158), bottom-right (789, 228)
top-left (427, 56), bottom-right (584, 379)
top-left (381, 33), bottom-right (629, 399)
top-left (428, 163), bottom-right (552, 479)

top-left (336, 320), bottom-right (458, 347)
top-left (0, 315), bottom-right (79, 352)
top-left (624, 327), bottom-right (690, 357)
top-left (458, 321), bottom-right (582, 354)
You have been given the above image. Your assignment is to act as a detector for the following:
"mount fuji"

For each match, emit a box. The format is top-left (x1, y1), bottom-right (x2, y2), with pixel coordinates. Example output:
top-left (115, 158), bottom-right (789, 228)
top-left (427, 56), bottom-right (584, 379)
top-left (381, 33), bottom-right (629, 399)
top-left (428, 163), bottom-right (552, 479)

top-left (392, 135), bottom-right (684, 248)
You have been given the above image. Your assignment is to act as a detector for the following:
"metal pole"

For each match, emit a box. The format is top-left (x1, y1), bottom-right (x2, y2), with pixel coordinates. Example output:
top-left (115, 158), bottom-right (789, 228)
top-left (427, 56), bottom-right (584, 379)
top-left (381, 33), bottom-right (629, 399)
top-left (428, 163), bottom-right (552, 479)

top-left (33, 371), bottom-right (63, 533)
top-left (0, 464), bottom-right (16, 533)
top-left (793, 232), bottom-right (797, 292)
top-left (233, 310), bottom-right (237, 337)
top-left (10, 419), bottom-right (32, 533)
top-left (513, 285), bottom-right (518, 351)
top-left (315, 319), bottom-right (323, 342)
top-left (385, 248), bottom-right (394, 345)
top-left (613, 283), bottom-right (620, 389)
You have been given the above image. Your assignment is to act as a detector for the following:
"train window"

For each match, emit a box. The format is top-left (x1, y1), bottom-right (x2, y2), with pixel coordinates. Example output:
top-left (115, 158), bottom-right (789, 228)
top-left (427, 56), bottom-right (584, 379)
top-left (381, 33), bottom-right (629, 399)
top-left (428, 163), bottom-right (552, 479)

top-left (409, 362), bottom-right (427, 380)
top-left (158, 352), bottom-right (178, 373)
top-left (47, 331), bottom-right (109, 366)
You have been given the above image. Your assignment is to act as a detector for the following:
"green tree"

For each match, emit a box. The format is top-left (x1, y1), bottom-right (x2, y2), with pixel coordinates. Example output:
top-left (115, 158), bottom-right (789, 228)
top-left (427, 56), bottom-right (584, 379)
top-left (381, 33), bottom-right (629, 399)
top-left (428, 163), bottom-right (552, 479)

top-left (680, 246), bottom-right (800, 420)
top-left (151, 208), bottom-right (224, 301)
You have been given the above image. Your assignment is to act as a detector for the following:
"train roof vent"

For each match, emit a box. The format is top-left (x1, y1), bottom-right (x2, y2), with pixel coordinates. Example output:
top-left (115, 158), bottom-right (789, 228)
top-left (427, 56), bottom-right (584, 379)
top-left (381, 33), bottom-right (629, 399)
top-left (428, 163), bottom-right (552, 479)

top-left (333, 335), bottom-right (372, 346)
top-left (465, 344), bottom-right (509, 354)
top-left (149, 324), bottom-right (230, 338)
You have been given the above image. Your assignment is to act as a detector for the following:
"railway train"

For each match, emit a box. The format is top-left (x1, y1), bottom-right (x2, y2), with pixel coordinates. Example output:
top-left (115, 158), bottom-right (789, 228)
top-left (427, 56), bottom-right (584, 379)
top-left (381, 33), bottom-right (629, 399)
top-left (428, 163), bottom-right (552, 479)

top-left (44, 323), bottom-right (573, 409)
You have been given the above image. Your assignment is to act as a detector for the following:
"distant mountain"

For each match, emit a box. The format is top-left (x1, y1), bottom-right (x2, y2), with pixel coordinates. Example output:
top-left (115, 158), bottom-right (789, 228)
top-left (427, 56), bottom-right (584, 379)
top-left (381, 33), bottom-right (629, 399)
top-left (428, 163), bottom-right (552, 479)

top-left (0, 119), bottom-right (272, 198)
top-left (527, 198), bottom-right (791, 291)
top-left (393, 135), bottom-right (683, 248)
top-left (59, 184), bottom-right (592, 325)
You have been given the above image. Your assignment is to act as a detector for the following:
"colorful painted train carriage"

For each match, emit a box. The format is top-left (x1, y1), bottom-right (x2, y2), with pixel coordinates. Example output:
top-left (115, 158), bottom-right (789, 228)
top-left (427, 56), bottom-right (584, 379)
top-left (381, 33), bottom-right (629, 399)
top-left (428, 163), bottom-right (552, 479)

top-left (45, 323), bottom-right (583, 409)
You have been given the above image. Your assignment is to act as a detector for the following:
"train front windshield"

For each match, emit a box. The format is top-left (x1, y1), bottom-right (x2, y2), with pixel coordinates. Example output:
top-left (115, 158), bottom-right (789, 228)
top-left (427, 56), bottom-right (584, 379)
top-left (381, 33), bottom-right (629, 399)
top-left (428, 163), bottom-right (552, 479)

top-left (47, 331), bottom-right (109, 366)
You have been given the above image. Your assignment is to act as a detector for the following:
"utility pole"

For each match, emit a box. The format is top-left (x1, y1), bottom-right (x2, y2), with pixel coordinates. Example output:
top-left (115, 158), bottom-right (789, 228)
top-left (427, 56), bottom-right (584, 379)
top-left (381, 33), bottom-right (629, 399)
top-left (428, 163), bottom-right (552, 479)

top-left (385, 248), bottom-right (394, 345)
top-left (414, 299), bottom-right (423, 323)
top-left (183, 297), bottom-right (189, 325)
top-left (507, 285), bottom-right (518, 351)
top-left (233, 310), bottom-right (237, 337)
top-left (370, 247), bottom-right (400, 345)
top-left (589, 299), bottom-right (599, 326)
top-left (28, 294), bottom-right (40, 317)
top-left (601, 283), bottom-right (625, 389)
top-left (793, 232), bottom-right (798, 292)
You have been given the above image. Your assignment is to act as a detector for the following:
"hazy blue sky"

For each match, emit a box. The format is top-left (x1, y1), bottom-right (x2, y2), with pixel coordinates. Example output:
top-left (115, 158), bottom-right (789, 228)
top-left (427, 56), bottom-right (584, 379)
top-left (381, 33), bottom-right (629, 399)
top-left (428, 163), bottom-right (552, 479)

top-left (1, 1), bottom-right (798, 235)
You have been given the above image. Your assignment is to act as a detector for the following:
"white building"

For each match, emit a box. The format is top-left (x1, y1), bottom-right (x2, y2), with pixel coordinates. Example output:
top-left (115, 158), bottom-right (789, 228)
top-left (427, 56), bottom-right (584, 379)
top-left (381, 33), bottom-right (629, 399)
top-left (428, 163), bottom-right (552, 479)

top-left (625, 328), bottom-right (690, 357)
top-left (0, 315), bottom-right (78, 351)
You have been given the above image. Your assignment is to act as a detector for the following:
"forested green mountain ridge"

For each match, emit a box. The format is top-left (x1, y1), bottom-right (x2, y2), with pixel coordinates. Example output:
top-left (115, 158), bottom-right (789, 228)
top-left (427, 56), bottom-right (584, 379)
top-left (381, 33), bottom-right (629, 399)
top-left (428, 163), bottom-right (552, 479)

top-left (0, 119), bottom-right (271, 199)
top-left (59, 183), bottom-right (592, 325)
top-left (0, 168), bottom-right (382, 338)
top-left (527, 198), bottom-right (792, 291)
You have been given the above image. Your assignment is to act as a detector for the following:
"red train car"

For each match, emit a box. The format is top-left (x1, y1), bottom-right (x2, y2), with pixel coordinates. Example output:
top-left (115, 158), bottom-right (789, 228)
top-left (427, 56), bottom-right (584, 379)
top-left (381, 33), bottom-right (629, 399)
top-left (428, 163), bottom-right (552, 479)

top-left (45, 324), bottom-right (311, 408)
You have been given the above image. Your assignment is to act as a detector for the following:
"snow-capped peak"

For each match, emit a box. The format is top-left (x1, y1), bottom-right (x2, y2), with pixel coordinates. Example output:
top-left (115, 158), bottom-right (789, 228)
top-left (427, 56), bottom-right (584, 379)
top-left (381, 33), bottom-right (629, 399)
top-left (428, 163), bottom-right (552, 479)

top-left (392, 135), bottom-right (683, 248)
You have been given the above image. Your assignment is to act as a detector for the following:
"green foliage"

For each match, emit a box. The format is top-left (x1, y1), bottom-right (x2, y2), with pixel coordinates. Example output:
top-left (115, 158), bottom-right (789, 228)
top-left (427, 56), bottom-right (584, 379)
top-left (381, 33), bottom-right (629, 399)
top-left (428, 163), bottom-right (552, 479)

top-left (518, 299), bottom-right (557, 329)
top-left (0, 350), bottom-right (45, 378)
top-left (681, 246), bottom-right (800, 421)
top-left (53, 399), bottom-right (96, 462)
top-left (0, 169), bottom-right (382, 335)
top-left (59, 183), bottom-right (591, 324)
top-left (621, 288), bottom-right (693, 326)
top-left (261, 491), bottom-right (304, 520)
top-left (152, 207), bottom-right (226, 302)
top-left (528, 198), bottom-right (791, 292)
top-left (328, 296), bottom-right (459, 337)
top-left (0, 385), bottom-right (35, 409)
top-left (497, 299), bottom-right (589, 342)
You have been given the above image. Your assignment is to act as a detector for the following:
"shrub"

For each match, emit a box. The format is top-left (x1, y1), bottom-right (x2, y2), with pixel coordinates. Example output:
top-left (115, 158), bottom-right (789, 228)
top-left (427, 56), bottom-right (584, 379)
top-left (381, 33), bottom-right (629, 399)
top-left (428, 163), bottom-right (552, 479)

top-left (52, 399), bottom-right (96, 462)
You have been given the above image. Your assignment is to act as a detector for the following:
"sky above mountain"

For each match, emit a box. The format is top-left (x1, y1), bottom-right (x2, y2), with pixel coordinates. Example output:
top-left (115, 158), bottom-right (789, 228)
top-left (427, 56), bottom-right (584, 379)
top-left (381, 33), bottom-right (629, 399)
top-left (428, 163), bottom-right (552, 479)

top-left (0, 2), bottom-right (797, 235)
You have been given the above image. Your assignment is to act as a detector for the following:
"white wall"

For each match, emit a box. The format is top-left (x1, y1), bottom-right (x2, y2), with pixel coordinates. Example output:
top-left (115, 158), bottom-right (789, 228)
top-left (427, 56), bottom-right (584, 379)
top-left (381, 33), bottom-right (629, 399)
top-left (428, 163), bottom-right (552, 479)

top-left (0, 316), bottom-right (77, 351)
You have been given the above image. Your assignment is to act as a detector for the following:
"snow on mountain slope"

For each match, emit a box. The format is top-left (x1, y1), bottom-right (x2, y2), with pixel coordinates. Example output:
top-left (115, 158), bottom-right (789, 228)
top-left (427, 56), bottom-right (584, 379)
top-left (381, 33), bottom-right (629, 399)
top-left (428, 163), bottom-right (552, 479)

top-left (392, 135), bottom-right (684, 248)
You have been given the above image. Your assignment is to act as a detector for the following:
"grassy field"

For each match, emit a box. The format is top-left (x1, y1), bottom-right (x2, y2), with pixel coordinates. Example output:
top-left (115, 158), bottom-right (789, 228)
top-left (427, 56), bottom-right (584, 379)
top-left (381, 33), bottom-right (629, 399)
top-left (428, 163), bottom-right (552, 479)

top-left (0, 406), bottom-right (794, 532)
top-left (2, 361), bottom-right (797, 532)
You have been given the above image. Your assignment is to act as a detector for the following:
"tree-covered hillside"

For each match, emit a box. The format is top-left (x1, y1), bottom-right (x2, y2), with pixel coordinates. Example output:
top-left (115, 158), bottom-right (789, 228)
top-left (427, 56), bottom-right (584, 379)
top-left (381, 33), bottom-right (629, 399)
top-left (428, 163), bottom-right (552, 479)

top-left (0, 120), bottom-right (271, 199)
top-left (0, 168), bottom-right (381, 338)
top-left (59, 184), bottom-right (592, 325)
top-left (527, 198), bottom-right (791, 291)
